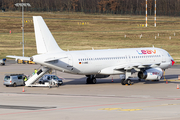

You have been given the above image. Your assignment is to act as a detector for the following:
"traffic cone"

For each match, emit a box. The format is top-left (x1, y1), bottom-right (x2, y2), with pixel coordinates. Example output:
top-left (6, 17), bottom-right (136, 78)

top-left (22, 87), bottom-right (25, 92)
top-left (166, 79), bottom-right (168, 84)
top-left (112, 77), bottom-right (113, 82)
top-left (177, 84), bottom-right (179, 89)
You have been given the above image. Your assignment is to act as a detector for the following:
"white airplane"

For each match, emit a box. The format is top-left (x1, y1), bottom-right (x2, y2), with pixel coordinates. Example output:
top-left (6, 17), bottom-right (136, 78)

top-left (7, 16), bottom-right (175, 85)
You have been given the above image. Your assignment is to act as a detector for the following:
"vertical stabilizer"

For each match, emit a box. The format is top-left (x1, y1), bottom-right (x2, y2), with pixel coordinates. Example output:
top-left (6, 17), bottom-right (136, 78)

top-left (33, 16), bottom-right (63, 54)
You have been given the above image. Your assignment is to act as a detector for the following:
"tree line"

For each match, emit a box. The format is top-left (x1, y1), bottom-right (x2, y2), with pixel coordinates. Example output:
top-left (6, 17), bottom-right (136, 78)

top-left (0, 0), bottom-right (180, 16)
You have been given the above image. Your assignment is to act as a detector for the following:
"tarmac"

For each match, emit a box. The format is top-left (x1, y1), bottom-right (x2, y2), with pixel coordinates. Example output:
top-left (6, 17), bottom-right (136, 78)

top-left (0, 61), bottom-right (180, 120)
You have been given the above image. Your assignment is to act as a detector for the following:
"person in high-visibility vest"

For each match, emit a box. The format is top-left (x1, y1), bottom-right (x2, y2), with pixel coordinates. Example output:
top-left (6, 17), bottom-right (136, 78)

top-left (24, 76), bottom-right (27, 82)
top-left (23, 76), bottom-right (28, 85)
top-left (34, 69), bottom-right (37, 74)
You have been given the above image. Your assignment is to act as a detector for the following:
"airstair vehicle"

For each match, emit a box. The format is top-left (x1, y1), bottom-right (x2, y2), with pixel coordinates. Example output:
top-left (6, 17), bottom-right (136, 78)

top-left (25, 67), bottom-right (59, 87)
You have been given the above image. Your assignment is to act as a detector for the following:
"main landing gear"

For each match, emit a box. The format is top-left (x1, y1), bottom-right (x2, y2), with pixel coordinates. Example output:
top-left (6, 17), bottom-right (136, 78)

top-left (121, 70), bottom-right (133, 85)
top-left (121, 79), bottom-right (132, 85)
top-left (86, 75), bottom-right (96, 84)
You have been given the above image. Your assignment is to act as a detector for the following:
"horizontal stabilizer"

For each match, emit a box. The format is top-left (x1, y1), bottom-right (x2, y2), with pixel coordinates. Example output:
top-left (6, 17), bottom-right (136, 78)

top-left (6, 55), bottom-right (30, 61)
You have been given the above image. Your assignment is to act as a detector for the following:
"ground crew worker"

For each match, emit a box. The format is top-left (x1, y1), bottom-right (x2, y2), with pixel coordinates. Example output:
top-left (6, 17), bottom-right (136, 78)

top-left (34, 69), bottom-right (37, 74)
top-left (23, 76), bottom-right (28, 85)
top-left (24, 76), bottom-right (28, 82)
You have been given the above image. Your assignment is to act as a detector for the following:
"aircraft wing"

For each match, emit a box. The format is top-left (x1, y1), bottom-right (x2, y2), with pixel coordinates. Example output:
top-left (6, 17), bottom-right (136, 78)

top-left (6, 55), bottom-right (31, 61)
top-left (114, 62), bottom-right (161, 70)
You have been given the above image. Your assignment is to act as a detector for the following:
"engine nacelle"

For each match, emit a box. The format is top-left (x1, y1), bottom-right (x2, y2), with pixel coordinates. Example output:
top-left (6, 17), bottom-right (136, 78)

top-left (138, 68), bottom-right (163, 80)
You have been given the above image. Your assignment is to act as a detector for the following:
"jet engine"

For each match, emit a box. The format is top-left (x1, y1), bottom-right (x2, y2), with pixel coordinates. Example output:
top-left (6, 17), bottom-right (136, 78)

top-left (138, 68), bottom-right (163, 80)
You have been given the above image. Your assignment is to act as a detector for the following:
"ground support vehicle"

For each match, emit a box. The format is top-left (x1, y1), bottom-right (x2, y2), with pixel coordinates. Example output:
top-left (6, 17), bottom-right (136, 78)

top-left (0, 58), bottom-right (6, 65)
top-left (4, 74), bottom-right (25, 87)
top-left (17, 59), bottom-right (35, 64)
top-left (27, 80), bottom-right (60, 88)
top-left (38, 74), bottom-right (63, 86)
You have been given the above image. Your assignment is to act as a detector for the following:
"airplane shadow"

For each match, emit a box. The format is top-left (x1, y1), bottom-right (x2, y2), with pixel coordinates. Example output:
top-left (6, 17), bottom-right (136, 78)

top-left (63, 77), bottom-right (121, 85)
top-left (164, 74), bottom-right (179, 79)
top-left (62, 74), bottom-right (179, 85)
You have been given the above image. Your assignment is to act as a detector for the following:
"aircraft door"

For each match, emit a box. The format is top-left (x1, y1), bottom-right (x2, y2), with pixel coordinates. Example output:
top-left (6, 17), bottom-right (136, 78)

top-left (126, 55), bottom-right (131, 63)
top-left (128, 55), bottom-right (131, 63)
top-left (160, 50), bottom-right (166, 63)
top-left (67, 54), bottom-right (73, 71)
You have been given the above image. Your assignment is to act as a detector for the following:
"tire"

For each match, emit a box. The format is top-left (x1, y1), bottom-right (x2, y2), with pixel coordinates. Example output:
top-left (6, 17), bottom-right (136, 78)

top-left (127, 79), bottom-right (132, 85)
top-left (13, 83), bottom-right (17, 87)
top-left (121, 79), bottom-right (126, 85)
top-left (6, 85), bottom-right (9, 87)
top-left (92, 78), bottom-right (96, 84)
top-left (60, 82), bottom-right (63, 85)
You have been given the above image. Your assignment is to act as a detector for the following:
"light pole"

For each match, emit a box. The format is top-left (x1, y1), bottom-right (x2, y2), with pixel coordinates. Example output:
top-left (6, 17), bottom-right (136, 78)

top-left (154, 0), bottom-right (156, 27)
top-left (15, 0), bottom-right (31, 57)
top-left (146, 0), bottom-right (147, 27)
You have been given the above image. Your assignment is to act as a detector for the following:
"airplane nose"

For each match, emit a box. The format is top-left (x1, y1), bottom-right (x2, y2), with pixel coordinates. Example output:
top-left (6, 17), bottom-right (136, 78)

top-left (171, 59), bottom-right (175, 66)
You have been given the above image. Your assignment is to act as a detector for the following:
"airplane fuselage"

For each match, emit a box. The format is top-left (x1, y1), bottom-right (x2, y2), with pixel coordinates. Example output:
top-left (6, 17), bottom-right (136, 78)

top-left (33, 47), bottom-right (173, 75)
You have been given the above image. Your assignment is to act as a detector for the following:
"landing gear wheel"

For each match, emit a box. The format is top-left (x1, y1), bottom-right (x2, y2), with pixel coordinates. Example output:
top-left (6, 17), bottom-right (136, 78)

top-left (127, 79), bottom-right (132, 85)
top-left (121, 79), bottom-right (126, 85)
top-left (92, 78), bottom-right (96, 84)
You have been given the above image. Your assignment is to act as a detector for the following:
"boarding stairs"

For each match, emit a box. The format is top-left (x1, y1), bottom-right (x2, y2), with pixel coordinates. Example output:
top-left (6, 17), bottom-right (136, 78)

top-left (25, 67), bottom-right (50, 86)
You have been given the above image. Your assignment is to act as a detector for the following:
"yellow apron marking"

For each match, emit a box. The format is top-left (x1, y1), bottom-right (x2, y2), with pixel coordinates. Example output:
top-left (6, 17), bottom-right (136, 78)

top-left (119, 109), bottom-right (142, 111)
top-left (99, 103), bottom-right (180, 112)
top-left (164, 79), bottom-right (180, 82)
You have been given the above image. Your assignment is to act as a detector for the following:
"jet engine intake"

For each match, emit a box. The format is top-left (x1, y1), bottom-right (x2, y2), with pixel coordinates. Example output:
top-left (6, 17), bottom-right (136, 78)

top-left (138, 68), bottom-right (163, 80)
